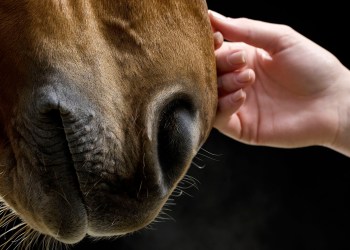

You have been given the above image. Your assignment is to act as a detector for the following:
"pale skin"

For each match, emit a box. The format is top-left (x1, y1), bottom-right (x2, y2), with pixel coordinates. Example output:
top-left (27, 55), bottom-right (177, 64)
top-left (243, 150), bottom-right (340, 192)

top-left (209, 10), bottom-right (350, 157)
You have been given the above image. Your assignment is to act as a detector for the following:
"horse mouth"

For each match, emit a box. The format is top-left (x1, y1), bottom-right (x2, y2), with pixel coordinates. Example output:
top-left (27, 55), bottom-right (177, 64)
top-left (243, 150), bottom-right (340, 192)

top-left (8, 107), bottom-right (165, 244)
top-left (15, 109), bottom-right (90, 243)
top-left (4, 83), bottom-right (202, 244)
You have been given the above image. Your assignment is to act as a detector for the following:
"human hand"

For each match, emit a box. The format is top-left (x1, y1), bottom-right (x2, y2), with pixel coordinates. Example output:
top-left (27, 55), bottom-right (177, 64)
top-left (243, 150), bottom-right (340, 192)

top-left (212, 30), bottom-right (255, 117)
top-left (209, 11), bottom-right (350, 154)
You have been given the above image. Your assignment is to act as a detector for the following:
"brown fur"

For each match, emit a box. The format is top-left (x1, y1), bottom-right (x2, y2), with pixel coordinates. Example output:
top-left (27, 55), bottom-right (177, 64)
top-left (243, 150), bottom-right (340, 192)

top-left (0, 0), bottom-right (217, 246)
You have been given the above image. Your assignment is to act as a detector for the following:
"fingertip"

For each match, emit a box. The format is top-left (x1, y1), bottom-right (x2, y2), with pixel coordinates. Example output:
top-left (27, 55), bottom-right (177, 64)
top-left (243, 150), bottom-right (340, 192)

top-left (236, 68), bottom-right (255, 84)
top-left (249, 69), bottom-right (256, 83)
top-left (209, 10), bottom-right (232, 32)
top-left (216, 49), bottom-right (248, 75)
top-left (217, 67), bottom-right (255, 94)
top-left (227, 50), bottom-right (246, 66)
top-left (213, 31), bottom-right (224, 50)
top-left (257, 48), bottom-right (273, 61)
top-left (232, 88), bottom-right (246, 103)
top-left (217, 89), bottom-right (246, 115)
top-left (208, 10), bottom-right (227, 21)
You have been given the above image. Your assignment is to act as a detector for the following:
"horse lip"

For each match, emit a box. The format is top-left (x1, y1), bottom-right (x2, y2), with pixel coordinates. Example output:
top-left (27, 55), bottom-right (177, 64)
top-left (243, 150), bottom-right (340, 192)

top-left (36, 109), bottom-right (88, 197)
top-left (27, 104), bottom-right (165, 237)
top-left (8, 110), bottom-right (90, 242)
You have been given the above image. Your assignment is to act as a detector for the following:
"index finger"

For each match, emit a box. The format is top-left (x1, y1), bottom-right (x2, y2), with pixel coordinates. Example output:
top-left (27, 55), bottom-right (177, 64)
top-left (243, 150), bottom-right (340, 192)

top-left (209, 10), bottom-right (296, 55)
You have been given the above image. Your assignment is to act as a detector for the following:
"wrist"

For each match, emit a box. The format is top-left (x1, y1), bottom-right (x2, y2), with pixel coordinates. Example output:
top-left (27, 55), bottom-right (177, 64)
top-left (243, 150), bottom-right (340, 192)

top-left (326, 67), bottom-right (350, 157)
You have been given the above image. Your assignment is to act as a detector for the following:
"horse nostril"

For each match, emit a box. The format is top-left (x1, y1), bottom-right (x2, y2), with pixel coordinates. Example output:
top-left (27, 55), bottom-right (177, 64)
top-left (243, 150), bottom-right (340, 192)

top-left (156, 97), bottom-right (197, 185)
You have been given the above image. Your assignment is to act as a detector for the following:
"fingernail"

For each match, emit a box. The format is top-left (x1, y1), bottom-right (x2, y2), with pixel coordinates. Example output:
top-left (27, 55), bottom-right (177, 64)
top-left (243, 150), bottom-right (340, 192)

top-left (236, 69), bottom-right (252, 83)
top-left (230, 89), bottom-right (245, 102)
top-left (213, 32), bottom-right (224, 49)
top-left (257, 48), bottom-right (273, 61)
top-left (213, 31), bottom-right (223, 42)
top-left (227, 51), bottom-right (246, 66)
top-left (209, 10), bottom-right (226, 20)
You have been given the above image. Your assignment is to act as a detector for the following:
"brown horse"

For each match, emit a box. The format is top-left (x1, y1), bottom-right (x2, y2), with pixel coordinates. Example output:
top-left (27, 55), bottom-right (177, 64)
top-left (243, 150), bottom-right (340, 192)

top-left (0, 0), bottom-right (217, 247)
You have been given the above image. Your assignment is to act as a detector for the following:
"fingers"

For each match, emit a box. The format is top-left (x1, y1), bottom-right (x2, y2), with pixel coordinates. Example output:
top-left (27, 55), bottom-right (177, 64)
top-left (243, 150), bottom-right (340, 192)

top-left (217, 89), bottom-right (246, 116)
top-left (209, 10), bottom-right (294, 54)
top-left (216, 48), bottom-right (247, 74)
top-left (215, 41), bottom-right (255, 93)
top-left (214, 89), bottom-right (246, 140)
top-left (214, 88), bottom-right (246, 135)
top-left (215, 68), bottom-right (254, 129)
top-left (218, 68), bottom-right (255, 94)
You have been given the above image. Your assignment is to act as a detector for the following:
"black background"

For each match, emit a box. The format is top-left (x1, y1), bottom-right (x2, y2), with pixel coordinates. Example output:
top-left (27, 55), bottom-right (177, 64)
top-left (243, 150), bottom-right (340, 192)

top-left (3, 1), bottom-right (350, 250)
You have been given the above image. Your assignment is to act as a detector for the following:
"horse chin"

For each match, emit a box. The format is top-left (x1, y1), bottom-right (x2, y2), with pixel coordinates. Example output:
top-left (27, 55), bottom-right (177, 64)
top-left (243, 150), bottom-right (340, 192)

top-left (1, 142), bottom-right (169, 244)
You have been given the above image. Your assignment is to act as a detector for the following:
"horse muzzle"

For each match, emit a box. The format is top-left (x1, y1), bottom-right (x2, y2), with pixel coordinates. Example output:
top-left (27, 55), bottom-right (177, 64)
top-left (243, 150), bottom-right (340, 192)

top-left (7, 78), bottom-right (201, 243)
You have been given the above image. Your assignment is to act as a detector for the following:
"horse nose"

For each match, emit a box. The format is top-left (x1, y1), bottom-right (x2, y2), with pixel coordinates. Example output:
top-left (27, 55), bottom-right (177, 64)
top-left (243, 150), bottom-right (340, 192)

top-left (150, 93), bottom-right (200, 189)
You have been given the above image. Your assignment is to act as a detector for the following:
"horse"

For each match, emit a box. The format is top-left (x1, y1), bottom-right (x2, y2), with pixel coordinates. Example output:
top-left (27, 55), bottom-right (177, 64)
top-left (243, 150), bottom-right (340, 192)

top-left (0, 0), bottom-right (217, 248)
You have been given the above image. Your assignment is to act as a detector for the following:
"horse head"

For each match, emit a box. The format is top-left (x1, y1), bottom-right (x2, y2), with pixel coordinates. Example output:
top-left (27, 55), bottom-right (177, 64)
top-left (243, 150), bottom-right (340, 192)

top-left (0, 0), bottom-right (217, 245)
